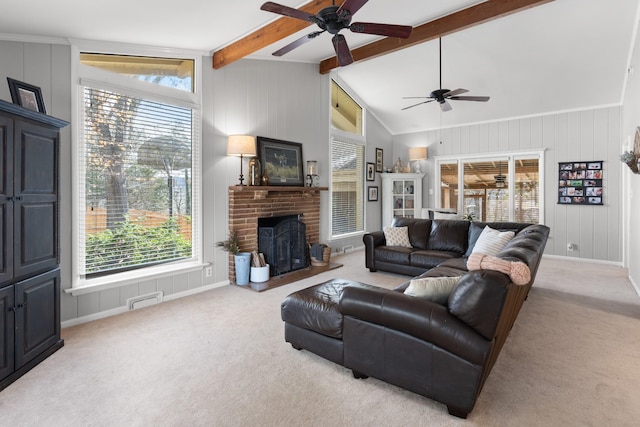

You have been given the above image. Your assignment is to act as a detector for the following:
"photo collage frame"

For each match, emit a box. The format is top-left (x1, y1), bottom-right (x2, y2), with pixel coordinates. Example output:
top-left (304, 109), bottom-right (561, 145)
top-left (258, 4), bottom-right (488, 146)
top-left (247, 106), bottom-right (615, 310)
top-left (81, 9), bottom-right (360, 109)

top-left (558, 161), bottom-right (603, 205)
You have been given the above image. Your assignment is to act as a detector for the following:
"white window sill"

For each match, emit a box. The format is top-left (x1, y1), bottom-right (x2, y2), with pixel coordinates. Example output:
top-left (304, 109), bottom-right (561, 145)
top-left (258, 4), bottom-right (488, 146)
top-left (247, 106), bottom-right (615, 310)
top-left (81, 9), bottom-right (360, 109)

top-left (65, 261), bottom-right (209, 296)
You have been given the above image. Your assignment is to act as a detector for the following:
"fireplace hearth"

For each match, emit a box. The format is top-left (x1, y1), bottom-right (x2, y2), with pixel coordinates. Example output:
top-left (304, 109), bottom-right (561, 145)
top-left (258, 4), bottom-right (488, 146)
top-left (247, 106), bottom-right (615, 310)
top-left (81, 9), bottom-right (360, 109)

top-left (258, 214), bottom-right (308, 277)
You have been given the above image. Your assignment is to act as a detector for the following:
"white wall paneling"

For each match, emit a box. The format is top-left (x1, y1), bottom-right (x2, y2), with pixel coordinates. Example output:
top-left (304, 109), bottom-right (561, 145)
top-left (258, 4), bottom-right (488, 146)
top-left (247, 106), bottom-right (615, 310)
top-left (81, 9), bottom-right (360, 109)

top-left (393, 106), bottom-right (624, 263)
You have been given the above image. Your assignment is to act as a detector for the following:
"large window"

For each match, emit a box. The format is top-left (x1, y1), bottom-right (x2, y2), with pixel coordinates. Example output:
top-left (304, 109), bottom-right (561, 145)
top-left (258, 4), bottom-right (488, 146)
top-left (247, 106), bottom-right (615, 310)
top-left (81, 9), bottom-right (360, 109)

top-left (437, 152), bottom-right (543, 223)
top-left (74, 50), bottom-right (201, 287)
top-left (331, 80), bottom-right (363, 135)
top-left (331, 139), bottom-right (365, 237)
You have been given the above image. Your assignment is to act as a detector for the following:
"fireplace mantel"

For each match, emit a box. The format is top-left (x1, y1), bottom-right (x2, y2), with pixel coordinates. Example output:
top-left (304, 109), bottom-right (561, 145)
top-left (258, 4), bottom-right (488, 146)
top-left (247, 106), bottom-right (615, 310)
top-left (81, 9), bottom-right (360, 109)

top-left (229, 185), bottom-right (328, 199)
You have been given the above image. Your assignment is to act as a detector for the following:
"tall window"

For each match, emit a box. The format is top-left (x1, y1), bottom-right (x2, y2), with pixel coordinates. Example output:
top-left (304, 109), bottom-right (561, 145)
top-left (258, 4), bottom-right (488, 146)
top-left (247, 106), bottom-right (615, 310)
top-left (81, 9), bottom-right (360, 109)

top-left (331, 139), bottom-right (365, 237)
top-left (331, 80), bottom-right (363, 135)
top-left (75, 51), bottom-right (200, 284)
top-left (437, 152), bottom-right (543, 223)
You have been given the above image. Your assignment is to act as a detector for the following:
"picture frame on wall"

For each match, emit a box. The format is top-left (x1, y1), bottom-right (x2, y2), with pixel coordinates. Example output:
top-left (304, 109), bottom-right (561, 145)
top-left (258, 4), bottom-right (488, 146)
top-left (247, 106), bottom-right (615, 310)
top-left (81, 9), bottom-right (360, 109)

top-left (558, 161), bottom-right (603, 205)
top-left (368, 186), bottom-right (379, 201)
top-left (257, 136), bottom-right (304, 186)
top-left (366, 162), bottom-right (375, 181)
top-left (7, 77), bottom-right (46, 114)
top-left (375, 148), bottom-right (383, 172)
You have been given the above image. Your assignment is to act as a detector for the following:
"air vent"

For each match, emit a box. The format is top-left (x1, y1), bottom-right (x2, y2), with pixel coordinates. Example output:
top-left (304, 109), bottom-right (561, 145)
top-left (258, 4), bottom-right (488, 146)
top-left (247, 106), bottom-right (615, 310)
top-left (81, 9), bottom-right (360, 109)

top-left (127, 292), bottom-right (163, 310)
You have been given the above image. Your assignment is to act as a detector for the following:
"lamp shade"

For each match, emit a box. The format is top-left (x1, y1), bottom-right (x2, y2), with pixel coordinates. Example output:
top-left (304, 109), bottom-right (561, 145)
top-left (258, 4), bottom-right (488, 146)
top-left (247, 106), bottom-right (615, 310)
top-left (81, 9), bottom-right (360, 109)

top-left (227, 135), bottom-right (256, 157)
top-left (409, 147), bottom-right (428, 161)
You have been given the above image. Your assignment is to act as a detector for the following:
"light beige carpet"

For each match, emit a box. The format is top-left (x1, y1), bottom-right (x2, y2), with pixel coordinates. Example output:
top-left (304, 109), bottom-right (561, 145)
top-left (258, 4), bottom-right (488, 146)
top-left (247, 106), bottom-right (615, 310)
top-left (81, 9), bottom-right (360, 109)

top-left (1, 252), bottom-right (639, 426)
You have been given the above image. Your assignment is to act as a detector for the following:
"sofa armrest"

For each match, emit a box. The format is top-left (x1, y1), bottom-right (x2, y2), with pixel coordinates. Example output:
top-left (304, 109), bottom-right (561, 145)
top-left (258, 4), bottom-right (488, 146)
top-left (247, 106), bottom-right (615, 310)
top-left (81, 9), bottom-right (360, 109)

top-left (340, 286), bottom-right (490, 365)
top-left (363, 231), bottom-right (385, 271)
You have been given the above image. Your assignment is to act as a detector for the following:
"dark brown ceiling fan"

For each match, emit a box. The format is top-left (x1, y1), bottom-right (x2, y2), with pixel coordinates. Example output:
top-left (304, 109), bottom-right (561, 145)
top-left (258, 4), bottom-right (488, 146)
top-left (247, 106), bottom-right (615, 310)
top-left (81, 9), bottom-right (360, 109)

top-left (402, 37), bottom-right (490, 112)
top-left (260, 0), bottom-right (412, 67)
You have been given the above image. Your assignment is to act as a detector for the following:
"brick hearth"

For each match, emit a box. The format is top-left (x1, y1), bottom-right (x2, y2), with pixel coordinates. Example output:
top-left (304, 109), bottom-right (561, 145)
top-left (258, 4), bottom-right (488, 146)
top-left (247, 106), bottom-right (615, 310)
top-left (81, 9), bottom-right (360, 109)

top-left (227, 186), bottom-right (327, 282)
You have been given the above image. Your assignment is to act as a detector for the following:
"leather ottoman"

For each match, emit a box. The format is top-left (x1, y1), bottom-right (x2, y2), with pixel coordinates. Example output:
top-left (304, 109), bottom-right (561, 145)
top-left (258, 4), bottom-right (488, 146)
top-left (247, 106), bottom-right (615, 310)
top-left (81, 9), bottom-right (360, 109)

top-left (281, 278), bottom-right (377, 365)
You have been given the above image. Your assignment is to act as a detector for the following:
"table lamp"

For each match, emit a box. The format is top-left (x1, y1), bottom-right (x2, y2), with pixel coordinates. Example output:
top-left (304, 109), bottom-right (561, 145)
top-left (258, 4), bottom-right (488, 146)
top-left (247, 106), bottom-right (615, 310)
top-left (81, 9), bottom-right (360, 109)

top-left (409, 147), bottom-right (427, 173)
top-left (227, 135), bottom-right (256, 186)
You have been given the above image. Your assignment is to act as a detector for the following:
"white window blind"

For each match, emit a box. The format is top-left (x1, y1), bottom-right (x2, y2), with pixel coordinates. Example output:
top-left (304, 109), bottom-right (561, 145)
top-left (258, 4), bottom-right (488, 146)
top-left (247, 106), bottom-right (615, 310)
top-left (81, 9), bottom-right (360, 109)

top-left (331, 139), bottom-right (365, 237)
top-left (79, 86), bottom-right (198, 277)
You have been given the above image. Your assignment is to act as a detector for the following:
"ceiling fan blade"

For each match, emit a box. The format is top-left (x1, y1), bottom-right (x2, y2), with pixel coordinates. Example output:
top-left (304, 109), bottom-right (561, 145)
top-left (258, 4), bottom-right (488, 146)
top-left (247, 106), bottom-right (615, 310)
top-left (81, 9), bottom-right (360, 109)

top-left (332, 34), bottom-right (354, 67)
top-left (444, 88), bottom-right (468, 97)
top-left (401, 100), bottom-right (435, 111)
top-left (272, 31), bottom-right (325, 57)
top-left (350, 22), bottom-right (412, 38)
top-left (449, 95), bottom-right (491, 102)
top-left (337, 0), bottom-right (369, 17)
top-left (440, 100), bottom-right (453, 112)
top-left (260, 2), bottom-right (316, 22)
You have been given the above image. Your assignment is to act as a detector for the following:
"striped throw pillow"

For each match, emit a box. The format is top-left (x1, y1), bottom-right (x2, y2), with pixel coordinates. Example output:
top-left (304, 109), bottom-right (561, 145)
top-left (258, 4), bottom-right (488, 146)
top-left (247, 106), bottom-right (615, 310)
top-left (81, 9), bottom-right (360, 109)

top-left (471, 226), bottom-right (515, 256)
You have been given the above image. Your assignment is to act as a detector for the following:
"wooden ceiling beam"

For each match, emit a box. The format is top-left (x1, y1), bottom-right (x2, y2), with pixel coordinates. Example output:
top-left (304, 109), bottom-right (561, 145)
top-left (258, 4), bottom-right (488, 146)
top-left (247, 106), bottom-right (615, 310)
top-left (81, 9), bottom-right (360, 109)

top-left (212, 0), bottom-right (340, 69)
top-left (318, 0), bottom-right (554, 74)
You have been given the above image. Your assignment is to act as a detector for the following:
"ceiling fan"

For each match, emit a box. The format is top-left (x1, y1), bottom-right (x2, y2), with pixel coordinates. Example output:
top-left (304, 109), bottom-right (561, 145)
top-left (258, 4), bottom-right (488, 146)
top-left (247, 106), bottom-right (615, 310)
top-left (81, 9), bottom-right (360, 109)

top-left (402, 37), bottom-right (490, 112)
top-left (260, 0), bottom-right (412, 67)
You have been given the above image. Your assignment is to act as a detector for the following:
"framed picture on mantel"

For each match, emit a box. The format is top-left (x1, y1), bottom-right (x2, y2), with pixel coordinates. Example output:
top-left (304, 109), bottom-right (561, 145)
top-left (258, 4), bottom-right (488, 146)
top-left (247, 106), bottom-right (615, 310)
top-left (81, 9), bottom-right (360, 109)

top-left (257, 136), bottom-right (304, 186)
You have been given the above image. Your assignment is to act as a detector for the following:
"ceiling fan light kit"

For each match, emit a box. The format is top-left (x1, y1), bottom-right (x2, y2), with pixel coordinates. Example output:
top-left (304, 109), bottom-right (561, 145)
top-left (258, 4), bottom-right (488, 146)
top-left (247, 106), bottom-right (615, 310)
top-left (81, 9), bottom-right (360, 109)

top-left (261, 0), bottom-right (412, 67)
top-left (402, 37), bottom-right (490, 112)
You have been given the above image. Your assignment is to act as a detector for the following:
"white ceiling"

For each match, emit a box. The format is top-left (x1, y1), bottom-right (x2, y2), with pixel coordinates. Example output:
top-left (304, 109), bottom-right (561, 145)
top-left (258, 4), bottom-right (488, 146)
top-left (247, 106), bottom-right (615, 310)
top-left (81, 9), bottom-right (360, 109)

top-left (1, 0), bottom-right (638, 134)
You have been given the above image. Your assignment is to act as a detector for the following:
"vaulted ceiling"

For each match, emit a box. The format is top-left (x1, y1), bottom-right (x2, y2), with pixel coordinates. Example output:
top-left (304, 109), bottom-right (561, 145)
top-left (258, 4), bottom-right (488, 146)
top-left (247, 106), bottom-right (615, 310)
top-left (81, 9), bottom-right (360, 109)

top-left (1, 0), bottom-right (638, 134)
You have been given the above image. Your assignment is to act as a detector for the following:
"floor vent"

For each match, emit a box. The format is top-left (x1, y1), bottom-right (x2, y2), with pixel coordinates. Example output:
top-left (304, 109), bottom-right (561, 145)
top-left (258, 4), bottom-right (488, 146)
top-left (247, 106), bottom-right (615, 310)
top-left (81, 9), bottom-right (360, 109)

top-left (127, 292), bottom-right (163, 311)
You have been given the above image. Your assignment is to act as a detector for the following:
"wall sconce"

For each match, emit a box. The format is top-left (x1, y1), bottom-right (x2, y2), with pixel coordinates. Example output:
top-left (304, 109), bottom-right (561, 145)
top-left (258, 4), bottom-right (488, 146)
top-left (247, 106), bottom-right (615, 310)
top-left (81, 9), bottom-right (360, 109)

top-left (227, 135), bottom-right (256, 186)
top-left (408, 147), bottom-right (428, 173)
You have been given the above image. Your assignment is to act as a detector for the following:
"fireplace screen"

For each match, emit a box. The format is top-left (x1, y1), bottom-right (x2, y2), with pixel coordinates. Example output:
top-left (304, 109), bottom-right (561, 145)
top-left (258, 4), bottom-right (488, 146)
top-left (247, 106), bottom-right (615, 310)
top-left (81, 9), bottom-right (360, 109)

top-left (258, 215), bottom-right (308, 276)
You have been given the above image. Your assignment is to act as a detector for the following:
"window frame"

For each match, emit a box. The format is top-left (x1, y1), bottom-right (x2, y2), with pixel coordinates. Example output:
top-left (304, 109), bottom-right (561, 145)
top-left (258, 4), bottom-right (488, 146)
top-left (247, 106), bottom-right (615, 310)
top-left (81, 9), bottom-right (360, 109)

top-left (435, 149), bottom-right (546, 224)
top-left (69, 41), bottom-right (204, 293)
top-left (328, 76), bottom-right (367, 240)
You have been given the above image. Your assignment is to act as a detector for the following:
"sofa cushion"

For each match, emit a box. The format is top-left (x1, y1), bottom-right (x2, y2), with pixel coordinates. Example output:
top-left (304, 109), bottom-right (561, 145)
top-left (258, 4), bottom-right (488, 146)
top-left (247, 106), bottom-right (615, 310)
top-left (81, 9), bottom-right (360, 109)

top-left (465, 222), bottom-right (532, 257)
top-left (375, 246), bottom-right (412, 265)
top-left (427, 220), bottom-right (470, 254)
top-left (404, 276), bottom-right (462, 304)
top-left (471, 226), bottom-right (515, 256)
top-left (391, 217), bottom-right (431, 249)
top-left (410, 250), bottom-right (460, 270)
top-left (448, 270), bottom-right (511, 340)
top-left (383, 226), bottom-right (412, 248)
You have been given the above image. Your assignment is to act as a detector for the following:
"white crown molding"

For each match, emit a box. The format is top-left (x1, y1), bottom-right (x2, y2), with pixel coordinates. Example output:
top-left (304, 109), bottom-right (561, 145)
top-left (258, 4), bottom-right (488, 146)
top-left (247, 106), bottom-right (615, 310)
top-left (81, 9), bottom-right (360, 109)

top-left (0, 32), bottom-right (69, 45)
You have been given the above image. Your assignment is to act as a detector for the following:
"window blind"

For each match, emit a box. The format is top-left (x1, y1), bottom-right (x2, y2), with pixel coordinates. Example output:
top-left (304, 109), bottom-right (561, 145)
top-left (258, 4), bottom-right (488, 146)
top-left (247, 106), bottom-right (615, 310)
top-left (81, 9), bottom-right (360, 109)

top-left (80, 86), bottom-right (197, 276)
top-left (331, 139), bottom-right (365, 236)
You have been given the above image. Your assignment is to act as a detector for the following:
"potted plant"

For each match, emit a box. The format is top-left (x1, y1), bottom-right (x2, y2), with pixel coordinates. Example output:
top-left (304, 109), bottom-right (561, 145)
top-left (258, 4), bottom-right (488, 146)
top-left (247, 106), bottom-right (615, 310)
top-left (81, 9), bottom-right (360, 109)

top-left (215, 231), bottom-right (251, 285)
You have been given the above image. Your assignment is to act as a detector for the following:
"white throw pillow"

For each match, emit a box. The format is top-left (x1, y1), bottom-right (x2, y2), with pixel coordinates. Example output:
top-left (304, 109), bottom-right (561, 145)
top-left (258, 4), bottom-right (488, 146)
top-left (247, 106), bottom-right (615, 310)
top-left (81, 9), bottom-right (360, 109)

top-left (471, 226), bottom-right (515, 256)
top-left (404, 276), bottom-right (462, 305)
top-left (383, 226), bottom-right (412, 248)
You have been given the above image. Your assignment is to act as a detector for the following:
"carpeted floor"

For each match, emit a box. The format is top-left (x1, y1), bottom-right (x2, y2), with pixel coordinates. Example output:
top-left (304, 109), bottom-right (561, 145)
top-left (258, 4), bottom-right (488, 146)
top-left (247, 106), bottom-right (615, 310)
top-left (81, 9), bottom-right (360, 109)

top-left (1, 252), bottom-right (639, 426)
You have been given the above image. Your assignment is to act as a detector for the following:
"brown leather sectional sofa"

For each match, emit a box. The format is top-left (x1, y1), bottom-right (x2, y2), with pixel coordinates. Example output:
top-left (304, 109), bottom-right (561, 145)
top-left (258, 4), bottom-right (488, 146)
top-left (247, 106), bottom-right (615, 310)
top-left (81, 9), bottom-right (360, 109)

top-left (281, 218), bottom-right (549, 418)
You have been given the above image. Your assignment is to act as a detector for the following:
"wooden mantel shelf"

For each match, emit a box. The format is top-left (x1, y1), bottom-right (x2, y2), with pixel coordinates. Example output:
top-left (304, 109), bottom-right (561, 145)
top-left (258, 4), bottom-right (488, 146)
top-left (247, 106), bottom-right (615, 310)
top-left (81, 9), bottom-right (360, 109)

top-left (229, 185), bottom-right (328, 199)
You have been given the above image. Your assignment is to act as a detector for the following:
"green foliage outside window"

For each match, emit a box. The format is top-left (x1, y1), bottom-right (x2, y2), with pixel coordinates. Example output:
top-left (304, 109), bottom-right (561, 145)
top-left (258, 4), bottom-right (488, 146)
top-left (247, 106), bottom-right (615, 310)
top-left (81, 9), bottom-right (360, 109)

top-left (85, 216), bottom-right (191, 274)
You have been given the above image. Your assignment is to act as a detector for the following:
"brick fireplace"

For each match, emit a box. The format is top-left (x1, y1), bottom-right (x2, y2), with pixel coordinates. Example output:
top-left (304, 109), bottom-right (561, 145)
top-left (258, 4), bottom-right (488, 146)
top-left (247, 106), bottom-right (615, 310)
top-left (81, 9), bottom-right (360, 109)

top-left (227, 186), bottom-right (327, 282)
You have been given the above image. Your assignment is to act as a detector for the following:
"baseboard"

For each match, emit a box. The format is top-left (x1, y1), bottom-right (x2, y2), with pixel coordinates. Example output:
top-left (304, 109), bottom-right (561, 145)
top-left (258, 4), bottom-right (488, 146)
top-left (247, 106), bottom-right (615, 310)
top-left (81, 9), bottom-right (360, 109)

top-left (61, 280), bottom-right (229, 328)
top-left (543, 254), bottom-right (624, 267)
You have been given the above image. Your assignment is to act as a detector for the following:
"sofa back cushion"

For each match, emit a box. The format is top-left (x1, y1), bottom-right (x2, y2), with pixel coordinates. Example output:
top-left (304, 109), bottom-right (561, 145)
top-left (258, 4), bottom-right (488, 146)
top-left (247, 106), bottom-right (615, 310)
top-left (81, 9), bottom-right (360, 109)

top-left (464, 222), bottom-right (532, 257)
top-left (448, 270), bottom-right (511, 340)
top-left (427, 220), bottom-right (470, 254)
top-left (391, 217), bottom-right (432, 249)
